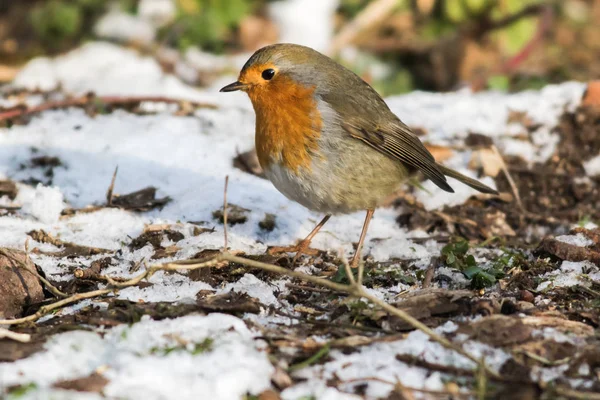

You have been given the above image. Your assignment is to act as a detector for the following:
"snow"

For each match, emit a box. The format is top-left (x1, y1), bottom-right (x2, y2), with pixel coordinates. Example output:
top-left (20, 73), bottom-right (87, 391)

top-left (0, 41), bottom-right (590, 398)
top-left (385, 83), bottom-right (586, 163)
top-left (556, 233), bottom-right (594, 248)
top-left (583, 154), bottom-right (600, 177)
top-left (285, 322), bottom-right (510, 399)
top-left (536, 260), bottom-right (600, 291)
top-left (0, 315), bottom-right (274, 400)
top-left (138, 0), bottom-right (176, 27)
top-left (269, 0), bottom-right (340, 53)
top-left (16, 184), bottom-right (65, 224)
top-left (95, 10), bottom-right (156, 45)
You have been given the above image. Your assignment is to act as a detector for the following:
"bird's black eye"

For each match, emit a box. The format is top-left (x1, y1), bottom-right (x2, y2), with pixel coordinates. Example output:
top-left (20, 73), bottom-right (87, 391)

top-left (261, 69), bottom-right (275, 80)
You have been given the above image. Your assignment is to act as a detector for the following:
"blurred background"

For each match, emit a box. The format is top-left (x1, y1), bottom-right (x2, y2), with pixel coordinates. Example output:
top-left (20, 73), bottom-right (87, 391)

top-left (0, 0), bottom-right (598, 95)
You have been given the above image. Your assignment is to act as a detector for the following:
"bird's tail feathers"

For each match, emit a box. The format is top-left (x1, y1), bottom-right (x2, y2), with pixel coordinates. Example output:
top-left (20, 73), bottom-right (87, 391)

top-left (437, 164), bottom-right (499, 195)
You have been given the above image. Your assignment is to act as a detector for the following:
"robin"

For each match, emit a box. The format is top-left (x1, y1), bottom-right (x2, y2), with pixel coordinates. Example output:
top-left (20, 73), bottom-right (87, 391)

top-left (221, 43), bottom-right (497, 268)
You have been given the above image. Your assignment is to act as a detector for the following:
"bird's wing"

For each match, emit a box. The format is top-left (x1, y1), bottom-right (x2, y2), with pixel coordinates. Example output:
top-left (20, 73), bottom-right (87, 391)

top-left (341, 117), bottom-right (454, 193)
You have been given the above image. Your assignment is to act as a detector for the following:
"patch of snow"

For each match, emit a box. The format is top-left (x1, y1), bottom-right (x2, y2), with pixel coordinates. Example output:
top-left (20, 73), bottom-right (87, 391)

top-left (0, 315), bottom-right (273, 400)
top-left (536, 261), bottom-right (600, 291)
top-left (138, 0), bottom-right (176, 27)
top-left (269, 0), bottom-right (340, 52)
top-left (95, 11), bottom-right (156, 45)
top-left (583, 154), bottom-right (600, 177)
top-left (116, 270), bottom-right (214, 303)
top-left (16, 184), bottom-right (65, 223)
top-left (286, 323), bottom-right (509, 398)
top-left (12, 42), bottom-right (221, 106)
top-left (556, 233), bottom-right (594, 247)
top-left (217, 274), bottom-right (285, 306)
top-left (386, 82), bottom-right (586, 163)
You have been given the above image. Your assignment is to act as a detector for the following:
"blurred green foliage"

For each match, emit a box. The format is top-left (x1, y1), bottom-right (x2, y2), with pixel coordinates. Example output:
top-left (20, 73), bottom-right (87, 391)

top-left (171, 0), bottom-right (255, 52)
top-left (27, 0), bottom-right (135, 49)
top-left (2, 0), bottom-right (597, 94)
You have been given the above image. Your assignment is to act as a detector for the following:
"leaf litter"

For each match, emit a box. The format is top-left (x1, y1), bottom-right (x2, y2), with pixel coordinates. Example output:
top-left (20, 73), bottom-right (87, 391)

top-left (0, 43), bottom-right (598, 399)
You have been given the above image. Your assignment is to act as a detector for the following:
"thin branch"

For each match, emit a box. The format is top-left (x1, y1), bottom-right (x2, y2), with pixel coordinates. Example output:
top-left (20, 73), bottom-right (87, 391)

top-left (342, 377), bottom-right (474, 398)
top-left (0, 289), bottom-right (112, 325)
top-left (329, 0), bottom-right (401, 55)
top-left (0, 327), bottom-right (31, 343)
top-left (0, 95), bottom-right (218, 121)
top-left (491, 145), bottom-right (524, 211)
top-left (223, 176), bottom-right (229, 251)
top-left (340, 250), bottom-right (356, 286)
top-left (106, 166), bottom-right (119, 206)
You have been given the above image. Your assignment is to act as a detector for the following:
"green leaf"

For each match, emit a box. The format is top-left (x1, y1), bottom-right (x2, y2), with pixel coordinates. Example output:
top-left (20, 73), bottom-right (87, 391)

top-left (470, 270), bottom-right (497, 289)
top-left (463, 265), bottom-right (482, 279)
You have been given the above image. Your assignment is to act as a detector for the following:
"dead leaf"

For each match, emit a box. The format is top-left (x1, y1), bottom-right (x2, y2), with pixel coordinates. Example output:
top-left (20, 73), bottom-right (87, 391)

top-left (482, 210), bottom-right (516, 237)
top-left (111, 187), bottom-right (171, 211)
top-left (196, 292), bottom-right (261, 314)
top-left (54, 372), bottom-right (108, 393)
top-left (0, 248), bottom-right (44, 319)
top-left (521, 315), bottom-right (594, 337)
top-left (387, 289), bottom-right (473, 329)
top-left (536, 236), bottom-right (600, 266)
top-left (424, 144), bottom-right (454, 162)
top-left (0, 180), bottom-right (17, 199)
top-left (258, 389), bottom-right (281, 400)
top-left (459, 315), bottom-right (533, 346)
top-left (582, 80), bottom-right (600, 108)
top-left (233, 148), bottom-right (264, 178)
top-left (469, 148), bottom-right (502, 177)
top-left (259, 213), bottom-right (276, 232)
top-left (212, 204), bottom-right (250, 225)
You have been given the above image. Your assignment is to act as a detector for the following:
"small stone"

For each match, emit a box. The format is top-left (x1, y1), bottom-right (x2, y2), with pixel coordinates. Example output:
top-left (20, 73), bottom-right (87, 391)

top-left (519, 290), bottom-right (535, 303)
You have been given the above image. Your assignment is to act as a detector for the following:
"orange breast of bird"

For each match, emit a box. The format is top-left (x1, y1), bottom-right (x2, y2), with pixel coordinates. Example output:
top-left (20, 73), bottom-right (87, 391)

top-left (248, 75), bottom-right (322, 173)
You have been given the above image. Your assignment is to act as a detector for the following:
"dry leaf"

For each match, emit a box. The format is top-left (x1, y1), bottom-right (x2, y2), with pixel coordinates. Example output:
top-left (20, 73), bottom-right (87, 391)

top-left (469, 147), bottom-right (502, 177)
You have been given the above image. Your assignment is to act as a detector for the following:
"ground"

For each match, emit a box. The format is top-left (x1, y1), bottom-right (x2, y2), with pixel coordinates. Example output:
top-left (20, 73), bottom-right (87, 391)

top-left (0, 42), bottom-right (599, 400)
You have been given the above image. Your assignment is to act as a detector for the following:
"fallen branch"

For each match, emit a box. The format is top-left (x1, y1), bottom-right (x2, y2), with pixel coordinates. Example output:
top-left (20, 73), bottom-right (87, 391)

top-left (0, 289), bottom-right (112, 325)
top-left (0, 95), bottom-right (218, 121)
top-left (0, 327), bottom-right (31, 343)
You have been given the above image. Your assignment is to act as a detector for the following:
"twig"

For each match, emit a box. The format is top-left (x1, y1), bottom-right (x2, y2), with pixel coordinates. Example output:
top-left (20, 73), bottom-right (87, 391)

top-left (422, 263), bottom-right (435, 289)
top-left (553, 387), bottom-right (600, 400)
top-left (502, 5), bottom-right (553, 72)
top-left (329, 0), bottom-right (401, 55)
top-left (342, 377), bottom-right (474, 398)
top-left (165, 252), bottom-right (498, 378)
top-left (106, 166), bottom-right (118, 206)
top-left (0, 327), bottom-right (31, 343)
top-left (491, 145), bottom-right (524, 211)
top-left (340, 250), bottom-right (356, 286)
top-left (288, 344), bottom-right (331, 372)
top-left (0, 95), bottom-right (218, 121)
top-left (285, 283), bottom-right (338, 294)
top-left (0, 289), bottom-right (112, 325)
top-left (469, 3), bottom-right (547, 38)
top-left (223, 176), bottom-right (229, 251)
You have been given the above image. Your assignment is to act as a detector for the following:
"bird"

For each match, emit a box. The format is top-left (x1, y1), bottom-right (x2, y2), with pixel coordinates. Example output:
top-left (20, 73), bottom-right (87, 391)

top-left (221, 43), bottom-right (498, 269)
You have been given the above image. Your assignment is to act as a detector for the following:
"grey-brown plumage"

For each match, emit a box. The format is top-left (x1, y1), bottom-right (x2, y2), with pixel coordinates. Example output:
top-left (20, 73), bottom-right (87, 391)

top-left (224, 43), bottom-right (498, 215)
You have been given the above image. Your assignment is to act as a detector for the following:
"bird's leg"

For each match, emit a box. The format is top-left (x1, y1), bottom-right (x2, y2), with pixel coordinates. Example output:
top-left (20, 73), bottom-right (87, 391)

top-left (349, 209), bottom-right (374, 277)
top-left (268, 215), bottom-right (331, 264)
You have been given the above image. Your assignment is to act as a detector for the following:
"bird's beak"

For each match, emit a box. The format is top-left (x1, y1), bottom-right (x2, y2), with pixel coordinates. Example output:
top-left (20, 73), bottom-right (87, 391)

top-left (219, 81), bottom-right (247, 92)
